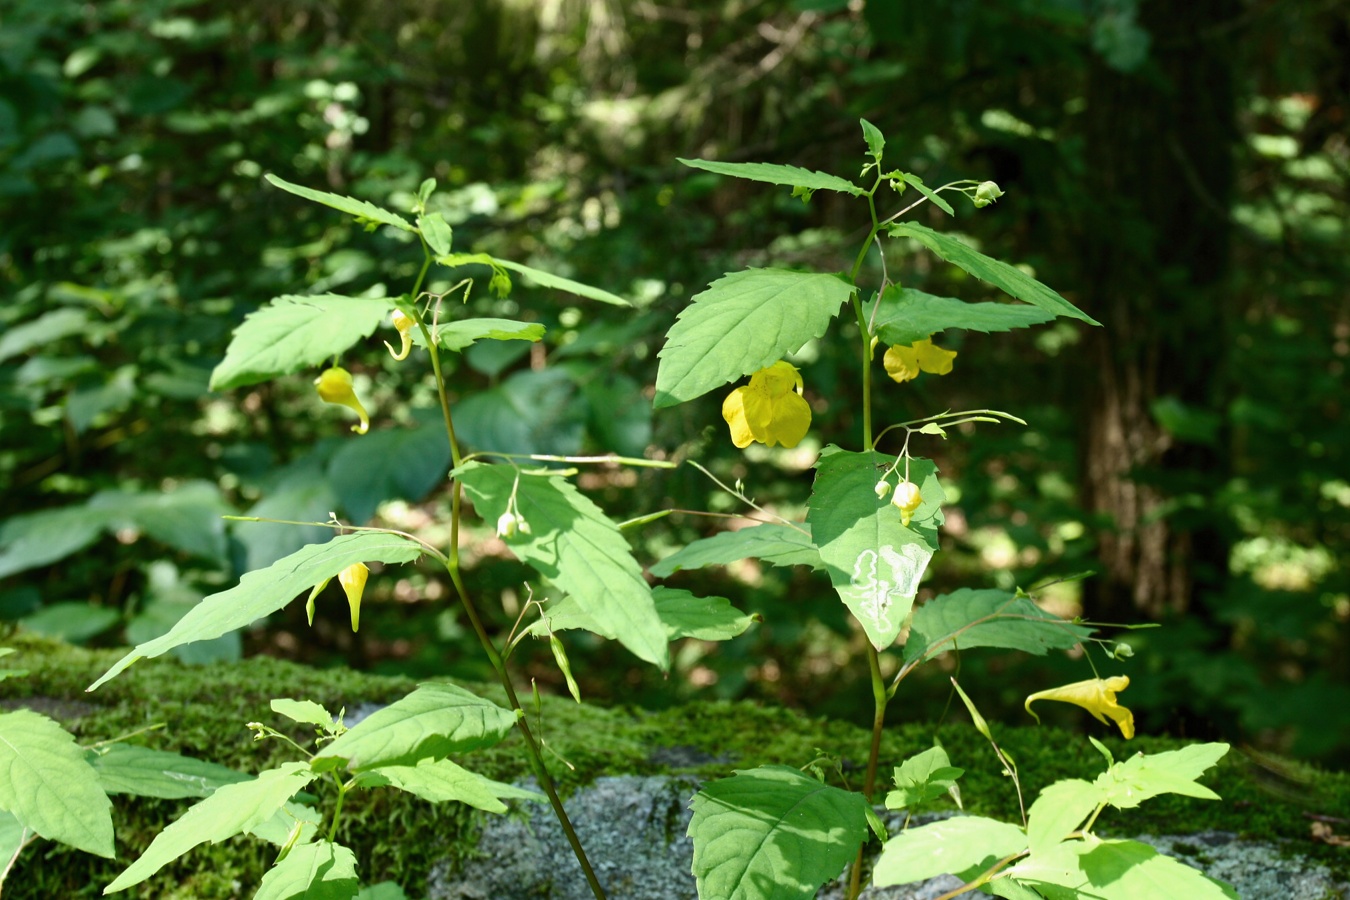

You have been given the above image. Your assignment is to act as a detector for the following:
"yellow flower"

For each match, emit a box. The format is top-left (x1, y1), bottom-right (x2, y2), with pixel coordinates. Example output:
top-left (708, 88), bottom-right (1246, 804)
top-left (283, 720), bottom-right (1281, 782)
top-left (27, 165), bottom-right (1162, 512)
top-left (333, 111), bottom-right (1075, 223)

top-left (883, 337), bottom-right (957, 383)
top-left (892, 480), bottom-right (923, 526)
top-left (722, 361), bottom-right (811, 449)
top-left (315, 366), bottom-right (369, 434)
top-left (1025, 676), bottom-right (1135, 739)
top-left (385, 310), bottom-right (415, 361)
top-left (339, 562), bottom-right (369, 632)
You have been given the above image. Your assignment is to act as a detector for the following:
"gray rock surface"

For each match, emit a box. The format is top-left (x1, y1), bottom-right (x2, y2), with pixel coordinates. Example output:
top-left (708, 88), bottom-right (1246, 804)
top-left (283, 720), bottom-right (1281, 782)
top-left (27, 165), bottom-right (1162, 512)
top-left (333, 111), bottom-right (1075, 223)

top-left (429, 775), bottom-right (1348, 899)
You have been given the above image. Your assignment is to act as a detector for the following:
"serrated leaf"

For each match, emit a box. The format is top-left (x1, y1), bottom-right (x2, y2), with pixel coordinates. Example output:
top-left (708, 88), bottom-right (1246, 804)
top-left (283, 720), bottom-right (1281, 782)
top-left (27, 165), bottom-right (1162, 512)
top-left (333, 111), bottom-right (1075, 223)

top-left (679, 158), bottom-right (864, 197)
top-left (104, 762), bottom-right (317, 893)
top-left (493, 258), bottom-right (629, 306)
top-left (899, 174), bottom-right (955, 215)
top-left (429, 318), bottom-right (546, 352)
top-left (89, 532), bottom-right (423, 690)
top-left (529, 587), bottom-right (757, 643)
top-left (807, 448), bottom-right (943, 650)
top-left (266, 174), bottom-right (414, 233)
top-left (649, 522), bottom-right (822, 577)
top-left (0, 710), bottom-right (113, 858)
top-left (210, 295), bottom-right (396, 391)
top-left (655, 269), bottom-right (854, 408)
top-left (328, 412), bottom-right (451, 523)
top-left (868, 287), bottom-right (1058, 347)
top-left (905, 588), bottom-right (1094, 663)
top-left (860, 119), bottom-right (885, 158)
top-left (885, 746), bottom-right (964, 812)
top-left (689, 765), bottom-right (870, 900)
top-left (872, 816), bottom-right (1027, 887)
top-left (1095, 743), bottom-right (1229, 810)
top-left (417, 212), bottom-right (453, 256)
top-left (887, 224), bottom-right (1099, 325)
top-left (1027, 779), bottom-right (1104, 857)
top-left (1009, 837), bottom-right (1238, 899)
top-left (271, 699), bottom-right (337, 731)
top-left (254, 840), bottom-right (359, 900)
top-left (455, 462), bottom-right (669, 669)
top-left (351, 758), bottom-right (507, 813)
top-left (247, 801), bottom-right (322, 847)
top-left (88, 744), bottom-right (249, 799)
top-left (314, 683), bottom-right (516, 771)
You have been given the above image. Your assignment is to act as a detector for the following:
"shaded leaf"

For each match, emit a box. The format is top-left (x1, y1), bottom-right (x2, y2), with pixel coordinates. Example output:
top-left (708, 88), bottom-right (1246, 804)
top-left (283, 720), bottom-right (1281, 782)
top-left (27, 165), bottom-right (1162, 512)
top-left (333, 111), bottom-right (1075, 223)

top-left (417, 212), bottom-right (452, 257)
top-left (431, 318), bottom-right (545, 352)
top-left (1010, 837), bottom-right (1238, 899)
top-left (493, 258), bottom-right (629, 306)
top-left (0, 505), bottom-right (109, 579)
top-left (0, 308), bottom-right (88, 364)
top-left (905, 589), bottom-right (1093, 663)
top-left (689, 765), bottom-right (869, 900)
top-left (649, 522), bottom-right (822, 577)
top-left (678, 158), bottom-right (864, 197)
top-left (88, 480), bottom-right (231, 563)
top-left (314, 683), bottom-right (516, 771)
top-left (266, 174), bottom-right (414, 232)
top-left (88, 744), bottom-right (249, 799)
top-left (654, 269), bottom-right (854, 408)
top-left (90, 532), bottom-right (422, 689)
top-left (19, 602), bottom-right (120, 643)
top-left (885, 745), bottom-right (964, 812)
top-left (456, 462), bottom-right (669, 669)
top-left (887, 223), bottom-right (1099, 325)
top-left (328, 412), bottom-right (451, 523)
top-left (0, 710), bottom-right (113, 858)
top-left (531, 587), bottom-right (757, 643)
top-left (210, 295), bottom-right (395, 391)
top-left (867, 287), bottom-right (1057, 347)
top-left (453, 369), bottom-right (586, 458)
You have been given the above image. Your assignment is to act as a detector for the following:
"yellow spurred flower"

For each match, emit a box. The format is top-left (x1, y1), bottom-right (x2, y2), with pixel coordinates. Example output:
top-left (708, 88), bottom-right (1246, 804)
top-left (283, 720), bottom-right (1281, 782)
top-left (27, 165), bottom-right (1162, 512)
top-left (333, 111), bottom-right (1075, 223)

top-left (385, 310), bottom-right (415, 361)
top-left (315, 366), bottom-right (369, 434)
top-left (1025, 675), bottom-right (1135, 739)
top-left (722, 361), bottom-right (811, 449)
top-left (339, 562), bottom-right (369, 632)
top-left (883, 337), bottom-right (957, 383)
top-left (892, 480), bottom-right (923, 526)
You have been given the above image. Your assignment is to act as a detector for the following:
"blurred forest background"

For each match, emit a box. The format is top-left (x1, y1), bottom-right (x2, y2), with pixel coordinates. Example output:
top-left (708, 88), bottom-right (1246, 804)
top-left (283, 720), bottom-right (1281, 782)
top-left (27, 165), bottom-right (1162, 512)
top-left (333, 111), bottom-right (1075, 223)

top-left (1, 0), bottom-right (1347, 765)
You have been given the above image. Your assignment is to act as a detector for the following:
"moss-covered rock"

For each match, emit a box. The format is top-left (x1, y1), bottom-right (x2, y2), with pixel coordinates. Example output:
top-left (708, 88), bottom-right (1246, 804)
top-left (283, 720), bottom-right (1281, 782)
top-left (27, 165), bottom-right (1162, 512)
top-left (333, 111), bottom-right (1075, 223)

top-left (4, 633), bottom-right (1348, 898)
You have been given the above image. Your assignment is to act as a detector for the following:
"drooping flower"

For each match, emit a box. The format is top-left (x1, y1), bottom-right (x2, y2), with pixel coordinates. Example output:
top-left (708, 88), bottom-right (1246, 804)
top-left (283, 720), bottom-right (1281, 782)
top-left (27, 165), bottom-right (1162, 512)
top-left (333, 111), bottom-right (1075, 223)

top-left (385, 310), bottom-right (415, 361)
top-left (883, 338), bottom-right (957, 384)
top-left (339, 562), bottom-right (369, 632)
top-left (722, 361), bottom-right (812, 449)
top-left (1025, 675), bottom-right (1135, 739)
top-left (891, 480), bottom-right (923, 526)
top-left (973, 180), bottom-right (1004, 208)
top-left (315, 366), bottom-right (369, 434)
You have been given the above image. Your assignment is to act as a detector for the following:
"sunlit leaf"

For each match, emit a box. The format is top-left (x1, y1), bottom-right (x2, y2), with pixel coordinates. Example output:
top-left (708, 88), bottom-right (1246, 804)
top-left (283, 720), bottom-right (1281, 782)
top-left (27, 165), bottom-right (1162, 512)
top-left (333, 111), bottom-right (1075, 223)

top-left (649, 522), bottom-right (822, 577)
top-left (254, 840), bottom-right (359, 900)
top-left (678, 158), bottom-right (864, 197)
top-left (417, 212), bottom-right (453, 256)
top-left (905, 588), bottom-right (1093, 662)
top-left (352, 758), bottom-right (508, 813)
top-left (266, 174), bottom-right (414, 233)
top-left (493, 258), bottom-right (630, 307)
top-left (1009, 837), bottom-right (1238, 899)
top-left (655, 269), bottom-right (854, 408)
top-left (87, 744), bottom-right (249, 799)
top-left (1095, 743), bottom-right (1229, 810)
top-left (872, 816), bottom-right (1027, 887)
top-left (867, 287), bottom-right (1057, 347)
top-left (1027, 779), bottom-right (1103, 857)
top-left (210, 295), bottom-right (396, 391)
top-left (689, 765), bottom-right (870, 900)
top-left (431, 318), bottom-right (546, 352)
top-left (0, 710), bottom-right (113, 857)
top-left (531, 587), bottom-right (757, 643)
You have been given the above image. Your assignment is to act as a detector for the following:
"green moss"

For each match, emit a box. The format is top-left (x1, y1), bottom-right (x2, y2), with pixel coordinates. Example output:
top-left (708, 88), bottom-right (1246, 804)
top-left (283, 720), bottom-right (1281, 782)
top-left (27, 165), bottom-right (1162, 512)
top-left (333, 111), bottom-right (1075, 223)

top-left (5, 633), bottom-right (1349, 896)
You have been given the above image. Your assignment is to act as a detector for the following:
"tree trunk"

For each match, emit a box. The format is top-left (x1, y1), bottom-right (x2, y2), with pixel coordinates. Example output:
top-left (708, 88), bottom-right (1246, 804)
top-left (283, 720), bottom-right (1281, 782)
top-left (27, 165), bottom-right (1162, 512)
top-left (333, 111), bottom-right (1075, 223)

top-left (1077, 0), bottom-right (1239, 620)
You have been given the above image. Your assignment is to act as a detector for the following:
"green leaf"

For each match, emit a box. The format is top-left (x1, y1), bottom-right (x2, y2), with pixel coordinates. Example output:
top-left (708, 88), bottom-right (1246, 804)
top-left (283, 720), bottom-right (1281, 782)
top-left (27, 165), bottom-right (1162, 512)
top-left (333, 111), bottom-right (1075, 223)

top-left (654, 269), bottom-right (854, 408)
top-left (905, 588), bottom-right (1094, 663)
top-left (0, 710), bottom-right (113, 858)
top-left (452, 369), bottom-right (586, 458)
top-left (867, 287), bottom-right (1057, 347)
top-left (1027, 779), bottom-right (1104, 857)
top-left (87, 481), bottom-right (231, 563)
top-left (806, 449), bottom-right (943, 650)
top-left (689, 765), bottom-right (870, 900)
top-left (265, 174), bottom-right (415, 233)
top-left (87, 744), bottom-right (249, 799)
top-left (328, 411), bottom-right (451, 523)
top-left (104, 761), bottom-right (317, 893)
top-left (900, 174), bottom-right (956, 215)
top-left (238, 464), bottom-right (341, 572)
top-left (678, 158), bottom-right (864, 197)
top-left (247, 801), bottom-right (323, 847)
top-left (417, 212), bottom-right (453, 256)
top-left (356, 884), bottom-right (409, 900)
top-left (872, 816), bottom-right (1027, 887)
top-left (531, 587), bottom-right (757, 643)
top-left (492, 258), bottom-right (629, 307)
top-left (886, 223), bottom-right (1099, 325)
top-left (20, 602), bottom-right (120, 643)
top-left (352, 758), bottom-right (508, 813)
top-left (430, 318), bottom-right (546, 352)
top-left (314, 683), bottom-right (516, 771)
top-left (649, 522), bottom-right (822, 577)
top-left (885, 746), bottom-right (964, 812)
top-left (0, 809), bottom-right (27, 875)
top-left (860, 119), bottom-right (885, 159)
top-left (1009, 837), bottom-right (1238, 899)
top-left (89, 532), bottom-right (423, 690)
top-left (0, 505), bottom-right (109, 579)
top-left (254, 840), bottom-right (359, 900)
top-left (271, 699), bottom-right (338, 732)
top-left (0, 308), bottom-right (88, 364)
top-left (455, 462), bottom-right (669, 669)
top-left (1095, 743), bottom-right (1229, 810)
top-left (210, 295), bottom-right (396, 391)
